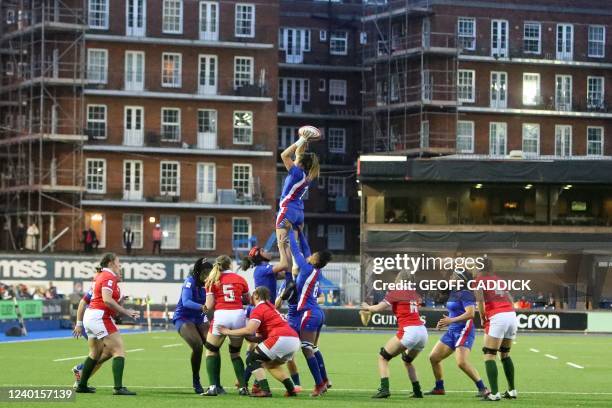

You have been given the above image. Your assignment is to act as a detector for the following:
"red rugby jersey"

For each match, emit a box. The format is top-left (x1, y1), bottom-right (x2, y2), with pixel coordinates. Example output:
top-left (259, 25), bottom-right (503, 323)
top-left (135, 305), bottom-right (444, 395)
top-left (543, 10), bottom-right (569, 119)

top-left (88, 269), bottom-right (120, 316)
top-left (210, 272), bottom-right (249, 310)
top-left (383, 290), bottom-right (423, 328)
top-left (476, 275), bottom-right (515, 319)
top-left (249, 301), bottom-right (298, 339)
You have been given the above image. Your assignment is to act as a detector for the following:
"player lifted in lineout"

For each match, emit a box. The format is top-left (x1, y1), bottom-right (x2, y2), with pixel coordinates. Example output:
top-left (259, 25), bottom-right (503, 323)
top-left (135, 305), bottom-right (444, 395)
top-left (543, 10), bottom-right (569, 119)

top-left (475, 262), bottom-right (519, 401)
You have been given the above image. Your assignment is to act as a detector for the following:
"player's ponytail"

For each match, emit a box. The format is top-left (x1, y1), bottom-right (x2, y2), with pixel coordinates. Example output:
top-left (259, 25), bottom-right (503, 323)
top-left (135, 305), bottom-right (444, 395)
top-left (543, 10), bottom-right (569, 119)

top-left (240, 257), bottom-right (254, 271)
top-left (298, 152), bottom-right (320, 180)
top-left (205, 255), bottom-right (232, 291)
top-left (97, 252), bottom-right (116, 273)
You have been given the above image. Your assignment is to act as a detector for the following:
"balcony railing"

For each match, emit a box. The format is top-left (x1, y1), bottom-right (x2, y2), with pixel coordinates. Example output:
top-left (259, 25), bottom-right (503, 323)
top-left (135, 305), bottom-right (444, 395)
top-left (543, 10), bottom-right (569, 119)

top-left (2, 4), bottom-right (85, 35)
top-left (363, 32), bottom-right (458, 61)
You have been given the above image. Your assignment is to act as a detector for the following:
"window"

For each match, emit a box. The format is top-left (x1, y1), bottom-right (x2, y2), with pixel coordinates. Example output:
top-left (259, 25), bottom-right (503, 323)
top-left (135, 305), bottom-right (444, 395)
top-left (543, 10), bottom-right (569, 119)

top-left (318, 79), bottom-right (326, 91)
top-left (555, 125), bottom-right (572, 157)
top-left (457, 121), bottom-right (474, 153)
top-left (5, 61), bottom-right (14, 76)
top-left (235, 3), bottom-right (255, 37)
top-left (556, 24), bottom-right (573, 60)
top-left (588, 25), bottom-right (605, 58)
top-left (86, 159), bottom-right (106, 193)
top-left (161, 53), bottom-right (181, 87)
top-left (555, 75), bottom-right (572, 111)
top-left (160, 161), bottom-right (180, 196)
top-left (196, 216), bottom-right (215, 250)
top-left (122, 214), bottom-right (143, 249)
top-left (161, 108), bottom-right (180, 141)
top-left (87, 105), bottom-right (107, 139)
top-left (233, 111), bottom-right (253, 144)
top-left (87, 49), bottom-right (108, 83)
top-left (330, 31), bottom-right (348, 55)
top-left (328, 128), bottom-right (346, 153)
top-left (278, 126), bottom-right (298, 149)
top-left (327, 225), bottom-right (345, 250)
top-left (522, 73), bottom-right (540, 106)
top-left (160, 215), bottom-right (180, 249)
top-left (522, 124), bottom-right (540, 156)
top-left (587, 76), bottom-right (604, 109)
top-left (197, 109), bottom-right (217, 148)
top-left (232, 218), bottom-right (251, 250)
top-left (489, 122), bottom-right (507, 156)
top-left (490, 71), bottom-right (507, 108)
top-left (420, 121), bottom-right (430, 149)
top-left (88, 0), bottom-right (109, 29)
top-left (327, 176), bottom-right (346, 199)
top-left (319, 29), bottom-right (327, 41)
top-left (6, 9), bottom-right (16, 24)
top-left (491, 19), bottom-right (508, 57)
top-left (162, 0), bottom-right (183, 34)
top-left (233, 164), bottom-right (252, 197)
top-left (457, 17), bottom-right (476, 50)
top-left (329, 79), bottom-right (347, 105)
top-left (587, 127), bottom-right (604, 156)
top-left (234, 56), bottom-right (253, 89)
top-left (457, 70), bottom-right (475, 102)
top-left (279, 28), bottom-right (310, 63)
top-left (523, 22), bottom-right (541, 54)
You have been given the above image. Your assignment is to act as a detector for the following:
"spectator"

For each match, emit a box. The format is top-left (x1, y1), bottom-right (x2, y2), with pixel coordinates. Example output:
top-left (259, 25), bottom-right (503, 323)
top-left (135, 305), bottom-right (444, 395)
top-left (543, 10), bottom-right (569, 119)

top-left (152, 224), bottom-right (162, 255)
top-left (81, 227), bottom-right (98, 253)
top-left (33, 287), bottom-right (46, 300)
top-left (123, 227), bottom-right (134, 255)
top-left (26, 221), bottom-right (39, 251)
top-left (17, 284), bottom-right (32, 299)
top-left (546, 293), bottom-right (556, 309)
top-left (15, 221), bottom-right (26, 251)
top-left (47, 281), bottom-right (58, 299)
top-left (515, 296), bottom-right (531, 310)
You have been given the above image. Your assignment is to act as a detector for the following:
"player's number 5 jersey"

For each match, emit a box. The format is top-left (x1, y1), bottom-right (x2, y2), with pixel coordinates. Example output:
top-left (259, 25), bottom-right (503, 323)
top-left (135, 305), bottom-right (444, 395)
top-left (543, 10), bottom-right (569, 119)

top-left (211, 272), bottom-right (249, 310)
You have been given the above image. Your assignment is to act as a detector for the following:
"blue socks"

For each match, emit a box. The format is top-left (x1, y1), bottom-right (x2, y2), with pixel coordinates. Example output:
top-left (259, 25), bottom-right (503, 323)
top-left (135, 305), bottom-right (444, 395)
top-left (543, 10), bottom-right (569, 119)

top-left (435, 379), bottom-right (444, 390)
top-left (291, 373), bottom-right (301, 386)
top-left (475, 379), bottom-right (486, 391)
top-left (314, 350), bottom-right (328, 382)
top-left (306, 356), bottom-right (323, 386)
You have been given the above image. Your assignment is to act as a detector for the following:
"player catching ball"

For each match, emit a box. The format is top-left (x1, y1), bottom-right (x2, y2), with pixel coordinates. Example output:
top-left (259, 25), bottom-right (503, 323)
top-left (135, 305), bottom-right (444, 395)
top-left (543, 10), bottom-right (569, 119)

top-left (173, 258), bottom-right (214, 394)
top-left (202, 255), bottom-right (250, 396)
top-left (219, 286), bottom-right (300, 398)
top-left (276, 125), bottom-right (321, 273)
top-left (425, 271), bottom-right (488, 397)
top-left (361, 273), bottom-right (427, 399)
top-left (76, 253), bottom-right (139, 395)
top-left (475, 265), bottom-right (518, 401)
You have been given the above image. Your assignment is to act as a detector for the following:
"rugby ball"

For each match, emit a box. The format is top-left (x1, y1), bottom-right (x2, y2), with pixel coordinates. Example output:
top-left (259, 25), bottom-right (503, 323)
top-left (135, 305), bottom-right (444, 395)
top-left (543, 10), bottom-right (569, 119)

top-left (298, 125), bottom-right (322, 141)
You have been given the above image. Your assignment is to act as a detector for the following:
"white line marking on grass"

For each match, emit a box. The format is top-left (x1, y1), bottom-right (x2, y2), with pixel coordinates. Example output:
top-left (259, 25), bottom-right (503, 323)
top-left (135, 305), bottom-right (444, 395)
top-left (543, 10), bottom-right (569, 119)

top-left (126, 348), bottom-right (144, 353)
top-left (529, 348), bottom-right (540, 353)
top-left (567, 362), bottom-right (584, 369)
top-left (53, 355), bottom-right (88, 362)
top-left (545, 354), bottom-right (558, 360)
top-left (161, 344), bottom-right (182, 348)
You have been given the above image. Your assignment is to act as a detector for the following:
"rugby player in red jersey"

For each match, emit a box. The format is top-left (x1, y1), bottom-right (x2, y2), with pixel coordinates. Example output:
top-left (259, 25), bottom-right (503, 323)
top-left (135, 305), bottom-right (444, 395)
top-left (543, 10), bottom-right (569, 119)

top-left (219, 286), bottom-right (300, 398)
top-left (361, 273), bottom-right (427, 399)
top-left (76, 253), bottom-right (139, 395)
top-left (202, 255), bottom-right (250, 396)
top-left (475, 265), bottom-right (518, 401)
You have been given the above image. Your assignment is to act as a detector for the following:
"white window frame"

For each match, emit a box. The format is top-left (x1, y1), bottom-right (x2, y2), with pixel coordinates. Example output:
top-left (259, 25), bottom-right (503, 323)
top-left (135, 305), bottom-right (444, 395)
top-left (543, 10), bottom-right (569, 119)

top-left (457, 17), bottom-right (476, 50)
top-left (329, 79), bottom-right (347, 105)
top-left (161, 53), bottom-right (182, 88)
top-left (233, 111), bottom-right (253, 145)
top-left (122, 214), bottom-right (143, 249)
top-left (522, 123), bottom-right (540, 156)
top-left (457, 69), bottom-right (475, 103)
top-left (87, 104), bottom-right (107, 139)
top-left (232, 163), bottom-right (252, 197)
top-left (556, 23), bottom-right (573, 61)
top-left (490, 71), bottom-right (508, 109)
top-left (196, 216), bottom-right (216, 250)
top-left (587, 126), bottom-right (604, 156)
top-left (278, 126), bottom-right (298, 149)
top-left (160, 161), bottom-right (180, 196)
top-left (491, 19), bottom-right (509, 57)
top-left (327, 176), bottom-right (346, 200)
top-left (87, 48), bottom-right (108, 84)
top-left (522, 73), bottom-right (541, 106)
top-left (489, 122), bottom-right (507, 156)
top-left (328, 128), bottom-right (346, 153)
top-left (327, 225), bottom-right (345, 251)
top-left (161, 107), bottom-right (181, 142)
top-left (160, 215), bottom-right (180, 250)
top-left (456, 121), bottom-right (474, 153)
top-left (555, 124), bottom-right (572, 157)
top-left (88, 0), bottom-right (109, 29)
top-left (555, 74), bottom-right (572, 111)
top-left (523, 22), bottom-right (541, 54)
top-left (232, 217), bottom-right (252, 250)
top-left (330, 30), bottom-right (348, 55)
top-left (588, 25), bottom-right (605, 58)
top-left (235, 3), bottom-right (255, 38)
top-left (319, 29), bottom-right (327, 42)
top-left (162, 0), bottom-right (183, 34)
top-left (233, 56), bottom-right (254, 89)
top-left (587, 76), bottom-right (605, 109)
top-left (318, 78), bottom-right (326, 91)
top-left (86, 158), bottom-right (106, 194)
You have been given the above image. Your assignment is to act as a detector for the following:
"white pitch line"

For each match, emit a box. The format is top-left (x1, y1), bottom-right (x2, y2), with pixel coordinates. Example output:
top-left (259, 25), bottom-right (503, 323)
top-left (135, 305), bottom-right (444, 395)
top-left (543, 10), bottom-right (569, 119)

top-left (545, 354), bottom-right (558, 360)
top-left (126, 348), bottom-right (144, 353)
top-left (161, 344), bottom-right (182, 348)
top-left (529, 348), bottom-right (540, 353)
top-left (53, 355), bottom-right (88, 362)
top-left (567, 362), bottom-right (584, 369)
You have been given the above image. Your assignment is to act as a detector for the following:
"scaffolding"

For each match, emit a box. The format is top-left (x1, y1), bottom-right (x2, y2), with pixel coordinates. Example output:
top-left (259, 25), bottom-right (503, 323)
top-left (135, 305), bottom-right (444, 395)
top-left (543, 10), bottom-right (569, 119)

top-left (361, 0), bottom-right (459, 155)
top-left (0, 0), bottom-right (86, 252)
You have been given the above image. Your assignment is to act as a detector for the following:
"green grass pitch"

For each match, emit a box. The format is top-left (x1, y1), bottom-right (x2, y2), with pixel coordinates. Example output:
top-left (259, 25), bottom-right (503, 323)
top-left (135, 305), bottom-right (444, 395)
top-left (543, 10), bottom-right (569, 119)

top-left (1, 330), bottom-right (611, 407)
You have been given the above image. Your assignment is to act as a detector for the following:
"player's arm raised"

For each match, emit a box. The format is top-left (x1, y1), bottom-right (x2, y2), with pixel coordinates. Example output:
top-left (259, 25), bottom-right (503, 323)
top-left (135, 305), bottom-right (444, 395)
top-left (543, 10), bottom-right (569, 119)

top-left (101, 288), bottom-right (139, 319)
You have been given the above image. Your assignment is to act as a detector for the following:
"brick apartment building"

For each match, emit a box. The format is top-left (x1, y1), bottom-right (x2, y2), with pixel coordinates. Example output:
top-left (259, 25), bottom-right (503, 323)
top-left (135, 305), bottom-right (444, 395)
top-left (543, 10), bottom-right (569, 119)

top-left (278, 0), bottom-right (362, 256)
top-left (1, 0), bottom-right (279, 256)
